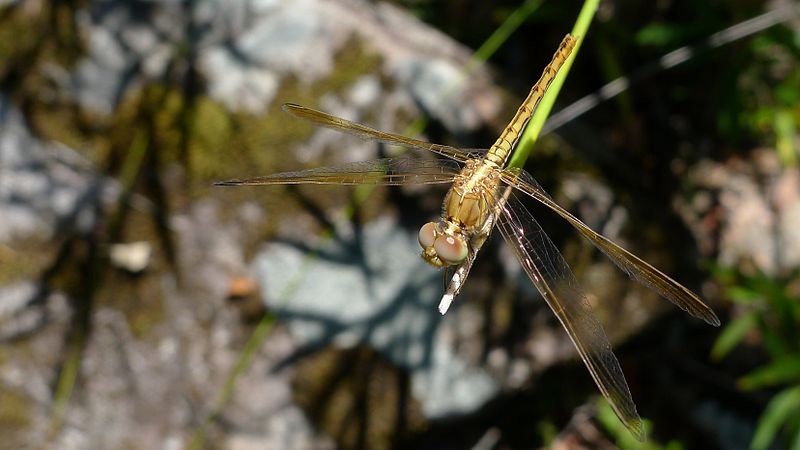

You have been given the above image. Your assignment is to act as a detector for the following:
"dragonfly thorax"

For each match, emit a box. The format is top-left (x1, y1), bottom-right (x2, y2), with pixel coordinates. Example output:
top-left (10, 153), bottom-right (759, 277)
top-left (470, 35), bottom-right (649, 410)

top-left (419, 160), bottom-right (502, 268)
top-left (418, 221), bottom-right (468, 267)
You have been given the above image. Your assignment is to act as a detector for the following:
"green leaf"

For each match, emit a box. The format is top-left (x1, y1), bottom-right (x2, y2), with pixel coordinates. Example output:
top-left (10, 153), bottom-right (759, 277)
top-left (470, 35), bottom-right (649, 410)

top-left (711, 311), bottom-right (758, 361)
top-left (636, 23), bottom-right (685, 47)
top-left (469, 0), bottom-right (545, 74)
top-left (708, 264), bottom-right (736, 283)
top-left (762, 325), bottom-right (792, 360)
top-left (791, 425), bottom-right (800, 450)
top-left (726, 286), bottom-right (762, 304)
top-left (664, 441), bottom-right (685, 450)
top-left (595, 398), bottom-right (658, 449)
top-left (537, 420), bottom-right (558, 446)
top-left (739, 355), bottom-right (800, 390)
top-left (775, 108), bottom-right (798, 167)
top-left (751, 386), bottom-right (800, 450)
top-left (747, 274), bottom-right (787, 303)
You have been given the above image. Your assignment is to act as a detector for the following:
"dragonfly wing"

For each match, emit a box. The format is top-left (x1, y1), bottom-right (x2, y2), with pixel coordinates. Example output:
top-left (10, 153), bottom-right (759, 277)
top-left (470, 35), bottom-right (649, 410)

top-left (283, 104), bottom-right (477, 163)
top-left (496, 189), bottom-right (645, 441)
top-left (215, 157), bottom-right (461, 186)
top-left (501, 168), bottom-right (720, 327)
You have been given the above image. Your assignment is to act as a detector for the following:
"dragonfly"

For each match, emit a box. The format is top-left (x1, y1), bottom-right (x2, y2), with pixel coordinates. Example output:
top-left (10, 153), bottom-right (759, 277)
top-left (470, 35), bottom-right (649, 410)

top-left (216, 34), bottom-right (719, 440)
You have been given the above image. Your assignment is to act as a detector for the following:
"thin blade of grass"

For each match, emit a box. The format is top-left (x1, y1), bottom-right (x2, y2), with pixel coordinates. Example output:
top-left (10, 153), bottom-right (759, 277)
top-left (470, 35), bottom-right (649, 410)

top-left (751, 386), bottom-right (800, 450)
top-left (710, 311), bottom-right (758, 361)
top-left (184, 236), bottom-right (328, 450)
top-left (508, 0), bottom-right (598, 169)
top-left (738, 355), bottom-right (800, 390)
top-left (404, 0), bottom-right (545, 139)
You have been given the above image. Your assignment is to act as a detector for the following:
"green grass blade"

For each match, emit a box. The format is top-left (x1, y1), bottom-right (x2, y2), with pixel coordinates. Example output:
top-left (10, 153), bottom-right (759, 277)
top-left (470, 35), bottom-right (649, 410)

top-left (404, 0), bottom-right (545, 139)
top-left (466, 0), bottom-right (546, 75)
top-left (710, 311), bottom-right (758, 361)
top-left (775, 108), bottom-right (798, 167)
top-left (509, 0), bottom-right (599, 168)
top-left (791, 424), bottom-right (800, 450)
top-left (738, 355), bottom-right (800, 390)
top-left (185, 241), bottom-right (326, 450)
top-left (185, 314), bottom-right (278, 450)
top-left (751, 386), bottom-right (800, 450)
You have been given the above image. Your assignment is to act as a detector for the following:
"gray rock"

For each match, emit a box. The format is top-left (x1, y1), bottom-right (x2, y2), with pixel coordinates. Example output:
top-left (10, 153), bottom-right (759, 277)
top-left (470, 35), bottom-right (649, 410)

top-left (395, 58), bottom-right (484, 133)
top-left (0, 0), bottom-right (515, 446)
top-left (254, 216), bottom-right (500, 418)
top-left (677, 149), bottom-right (800, 275)
top-left (0, 94), bottom-right (115, 243)
top-left (66, 0), bottom-right (500, 128)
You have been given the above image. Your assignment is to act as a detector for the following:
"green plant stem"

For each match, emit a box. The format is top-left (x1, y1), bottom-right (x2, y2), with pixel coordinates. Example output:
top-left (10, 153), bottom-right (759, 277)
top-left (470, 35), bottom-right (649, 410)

top-left (184, 241), bottom-right (325, 450)
top-left (404, 0), bottom-right (545, 139)
top-left (185, 316), bottom-right (277, 450)
top-left (508, 0), bottom-right (598, 169)
top-left (465, 0), bottom-right (546, 88)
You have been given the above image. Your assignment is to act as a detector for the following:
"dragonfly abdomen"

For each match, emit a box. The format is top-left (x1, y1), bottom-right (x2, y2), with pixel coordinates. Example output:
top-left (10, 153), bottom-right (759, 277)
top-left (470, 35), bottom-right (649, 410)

top-left (489, 34), bottom-right (578, 167)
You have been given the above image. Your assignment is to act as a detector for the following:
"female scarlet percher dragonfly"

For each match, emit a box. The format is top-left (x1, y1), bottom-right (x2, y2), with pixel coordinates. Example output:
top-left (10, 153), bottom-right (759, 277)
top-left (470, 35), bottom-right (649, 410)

top-left (216, 34), bottom-right (719, 440)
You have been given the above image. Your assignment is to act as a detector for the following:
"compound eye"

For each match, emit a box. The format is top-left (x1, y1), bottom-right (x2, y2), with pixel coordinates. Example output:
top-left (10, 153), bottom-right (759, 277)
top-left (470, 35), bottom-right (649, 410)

top-left (434, 234), bottom-right (468, 265)
top-left (418, 222), bottom-right (437, 248)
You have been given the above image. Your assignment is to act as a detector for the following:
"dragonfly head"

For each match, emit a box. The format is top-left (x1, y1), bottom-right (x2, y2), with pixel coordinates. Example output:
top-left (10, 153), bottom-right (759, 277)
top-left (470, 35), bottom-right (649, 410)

top-left (418, 221), bottom-right (468, 267)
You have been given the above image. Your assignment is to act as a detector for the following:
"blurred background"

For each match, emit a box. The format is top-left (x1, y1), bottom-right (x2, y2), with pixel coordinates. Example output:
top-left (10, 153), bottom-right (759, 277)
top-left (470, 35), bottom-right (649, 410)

top-left (0, 0), bottom-right (799, 449)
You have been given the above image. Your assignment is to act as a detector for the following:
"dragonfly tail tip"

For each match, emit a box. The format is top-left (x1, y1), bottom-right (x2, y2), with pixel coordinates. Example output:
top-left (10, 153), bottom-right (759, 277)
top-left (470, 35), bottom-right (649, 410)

top-left (438, 295), bottom-right (453, 315)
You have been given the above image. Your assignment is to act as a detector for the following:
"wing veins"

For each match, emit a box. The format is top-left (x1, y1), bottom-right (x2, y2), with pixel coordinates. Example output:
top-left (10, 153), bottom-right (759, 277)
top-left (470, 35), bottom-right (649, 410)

top-left (497, 191), bottom-right (645, 440)
top-left (215, 157), bottom-right (460, 186)
top-left (282, 104), bottom-right (480, 163)
top-left (501, 169), bottom-right (720, 326)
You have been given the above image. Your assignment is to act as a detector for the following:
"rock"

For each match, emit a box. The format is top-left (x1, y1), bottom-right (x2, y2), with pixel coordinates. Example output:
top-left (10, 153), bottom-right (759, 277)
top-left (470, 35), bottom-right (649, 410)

top-left (676, 149), bottom-right (800, 275)
top-left (253, 216), bottom-right (500, 419)
top-left (66, 0), bottom-right (499, 128)
top-left (0, 94), bottom-right (115, 243)
top-left (0, 0), bottom-right (570, 448)
top-left (109, 241), bottom-right (153, 273)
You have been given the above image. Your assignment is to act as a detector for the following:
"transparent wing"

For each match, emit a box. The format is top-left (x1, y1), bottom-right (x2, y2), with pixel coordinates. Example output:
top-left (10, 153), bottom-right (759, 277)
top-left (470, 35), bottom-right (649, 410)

top-left (215, 157), bottom-right (460, 186)
top-left (501, 168), bottom-right (720, 327)
top-left (283, 104), bottom-right (481, 163)
top-left (496, 188), bottom-right (645, 441)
